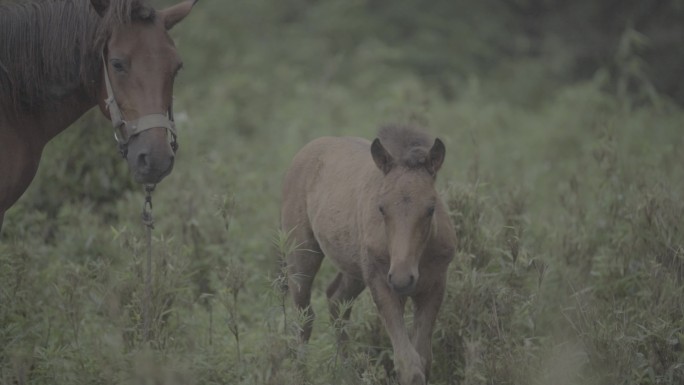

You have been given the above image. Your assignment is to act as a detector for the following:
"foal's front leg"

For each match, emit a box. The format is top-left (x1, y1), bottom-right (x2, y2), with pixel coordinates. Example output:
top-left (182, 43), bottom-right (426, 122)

top-left (368, 277), bottom-right (425, 385)
top-left (410, 277), bottom-right (446, 382)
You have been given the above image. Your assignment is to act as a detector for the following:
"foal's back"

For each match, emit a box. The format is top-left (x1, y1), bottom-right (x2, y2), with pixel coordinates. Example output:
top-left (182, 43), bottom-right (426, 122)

top-left (281, 136), bottom-right (378, 276)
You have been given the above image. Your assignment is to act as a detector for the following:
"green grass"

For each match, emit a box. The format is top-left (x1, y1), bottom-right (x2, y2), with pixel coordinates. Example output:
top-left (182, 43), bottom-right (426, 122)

top-left (2, 1), bottom-right (684, 384)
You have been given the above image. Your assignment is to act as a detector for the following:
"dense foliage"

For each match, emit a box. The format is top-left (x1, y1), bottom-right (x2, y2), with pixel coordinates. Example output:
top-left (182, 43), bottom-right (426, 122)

top-left (2, 0), bottom-right (683, 384)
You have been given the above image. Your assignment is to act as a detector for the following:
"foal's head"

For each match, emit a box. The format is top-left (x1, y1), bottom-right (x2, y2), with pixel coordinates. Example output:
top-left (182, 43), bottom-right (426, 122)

top-left (92, 0), bottom-right (196, 184)
top-left (371, 134), bottom-right (446, 295)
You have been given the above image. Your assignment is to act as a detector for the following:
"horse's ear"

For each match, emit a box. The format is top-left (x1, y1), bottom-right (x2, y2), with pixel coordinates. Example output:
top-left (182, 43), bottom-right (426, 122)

top-left (161, 0), bottom-right (198, 30)
top-left (371, 138), bottom-right (394, 175)
top-left (90, 0), bottom-right (110, 17)
top-left (427, 138), bottom-right (445, 175)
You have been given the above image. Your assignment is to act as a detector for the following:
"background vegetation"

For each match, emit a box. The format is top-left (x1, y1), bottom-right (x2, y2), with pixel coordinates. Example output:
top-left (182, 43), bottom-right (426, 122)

top-left (2, 0), bottom-right (684, 384)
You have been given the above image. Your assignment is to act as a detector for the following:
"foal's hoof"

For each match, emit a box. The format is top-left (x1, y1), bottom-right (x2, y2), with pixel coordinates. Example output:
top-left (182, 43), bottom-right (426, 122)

top-left (403, 373), bottom-right (425, 385)
top-left (396, 352), bottom-right (426, 385)
top-left (399, 368), bottom-right (426, 385)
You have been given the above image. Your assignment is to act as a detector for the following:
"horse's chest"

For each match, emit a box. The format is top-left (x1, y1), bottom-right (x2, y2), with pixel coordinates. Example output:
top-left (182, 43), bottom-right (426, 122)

top-left (0, 127), bottom-right (42, 211)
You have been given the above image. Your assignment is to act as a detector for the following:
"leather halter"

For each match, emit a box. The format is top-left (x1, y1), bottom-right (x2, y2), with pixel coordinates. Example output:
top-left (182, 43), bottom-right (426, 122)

top-left (102, 52), bottom-right (178, 158)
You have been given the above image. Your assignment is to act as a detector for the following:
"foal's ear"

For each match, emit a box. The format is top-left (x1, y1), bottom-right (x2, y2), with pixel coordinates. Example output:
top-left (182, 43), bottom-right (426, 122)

top-left (161, 0), bottom-right (198, 30)
top-left (90, 0), bottom-right (110, 17)
top-left (371, 138), bottom-right (394, 175)
top-left (427, 138), bottom-right (445, 175)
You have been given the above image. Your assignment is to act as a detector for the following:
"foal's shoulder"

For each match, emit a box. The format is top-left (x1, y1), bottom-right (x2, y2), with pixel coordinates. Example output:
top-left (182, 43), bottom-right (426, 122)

top-left (432, 211), bottom-right (456, 260)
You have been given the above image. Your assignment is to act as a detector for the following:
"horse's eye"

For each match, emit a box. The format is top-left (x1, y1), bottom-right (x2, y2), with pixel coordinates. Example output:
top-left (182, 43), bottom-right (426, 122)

top-left (110, 59), bottom-right (126, 73)
top-left (378, 206), bottom-right (385, 216)
top-left (427, 206), bottom-right (435, 217)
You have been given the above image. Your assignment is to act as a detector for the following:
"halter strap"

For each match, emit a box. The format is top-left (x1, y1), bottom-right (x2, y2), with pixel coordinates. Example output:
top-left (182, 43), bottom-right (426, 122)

top-left (101, 52), bottom-right (178, 158)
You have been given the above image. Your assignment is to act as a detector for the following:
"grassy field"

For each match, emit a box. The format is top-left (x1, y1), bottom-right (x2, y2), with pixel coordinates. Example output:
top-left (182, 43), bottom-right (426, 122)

top-left (2, 1), bottom-right (684, 384)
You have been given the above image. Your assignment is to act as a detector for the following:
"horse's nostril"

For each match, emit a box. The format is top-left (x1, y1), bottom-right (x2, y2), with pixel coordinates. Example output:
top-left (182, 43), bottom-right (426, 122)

top-left (409, 275), bottom-right (415, 286)
top-left (137, 153), bottom-right (149, 169)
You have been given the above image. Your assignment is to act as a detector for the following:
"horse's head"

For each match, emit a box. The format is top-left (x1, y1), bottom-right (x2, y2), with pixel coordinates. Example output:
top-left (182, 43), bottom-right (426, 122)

top-left (371, 136), bottom-right (446, 295)
top-left (91, 0), bottom-right (197, 184)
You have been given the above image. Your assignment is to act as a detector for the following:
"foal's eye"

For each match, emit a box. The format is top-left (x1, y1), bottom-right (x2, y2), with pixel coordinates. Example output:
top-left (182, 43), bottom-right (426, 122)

top-left (110, 59), bottom-right (126, 73)
top-left (427, 206), bottom-right (435, 217)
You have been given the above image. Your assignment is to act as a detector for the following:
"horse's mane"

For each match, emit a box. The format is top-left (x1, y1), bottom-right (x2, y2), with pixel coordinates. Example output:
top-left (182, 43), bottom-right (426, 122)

top-left (0, 0), bottom-right (155, 116)
top-left (377, 125), bottom-right (434, 169)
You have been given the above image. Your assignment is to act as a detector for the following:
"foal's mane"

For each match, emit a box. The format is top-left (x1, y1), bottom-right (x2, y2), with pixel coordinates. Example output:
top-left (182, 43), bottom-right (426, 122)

top-left (377, 125), bottom-right (434, 169)
top-left (0, 0), bottom-right (155, 116)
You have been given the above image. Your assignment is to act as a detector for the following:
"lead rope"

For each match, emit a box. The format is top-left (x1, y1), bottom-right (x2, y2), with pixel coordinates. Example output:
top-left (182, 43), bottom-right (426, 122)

top-left (141, 184), bottom-right (155, 342)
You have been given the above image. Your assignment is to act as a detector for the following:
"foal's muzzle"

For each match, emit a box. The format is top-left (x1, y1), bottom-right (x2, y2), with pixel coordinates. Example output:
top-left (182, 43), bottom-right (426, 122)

top-left (387, 269), bottom-right (418, 295)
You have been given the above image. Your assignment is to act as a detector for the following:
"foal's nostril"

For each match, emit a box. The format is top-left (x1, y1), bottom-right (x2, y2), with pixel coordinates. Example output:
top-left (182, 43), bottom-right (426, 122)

top-left (387, 272), bottom-right (417, 293)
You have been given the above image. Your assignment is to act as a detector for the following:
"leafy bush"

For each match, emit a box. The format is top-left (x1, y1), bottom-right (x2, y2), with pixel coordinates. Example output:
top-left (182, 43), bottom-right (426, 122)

top-left (2, 1), bottom-right (684, 384)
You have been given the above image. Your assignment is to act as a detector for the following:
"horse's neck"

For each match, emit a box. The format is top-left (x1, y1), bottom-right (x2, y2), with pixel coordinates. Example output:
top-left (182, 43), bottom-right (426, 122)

top-left (0, 89), bottom-right (97, 216)
top-left (26, 90), bottom-right (97, 146)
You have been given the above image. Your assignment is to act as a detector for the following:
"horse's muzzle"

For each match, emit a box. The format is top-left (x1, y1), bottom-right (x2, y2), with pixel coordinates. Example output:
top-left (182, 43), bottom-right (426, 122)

top-left (132, 152), bottom-right (175, 184)
top-left (126, 129), bottom-right (176, 184)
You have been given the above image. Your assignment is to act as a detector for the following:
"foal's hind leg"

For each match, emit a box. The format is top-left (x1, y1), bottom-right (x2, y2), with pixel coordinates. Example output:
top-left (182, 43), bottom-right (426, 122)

top-left (326, 272), bottom-right (365, 346)
top-left (286, 228), bottom-right (324, 343)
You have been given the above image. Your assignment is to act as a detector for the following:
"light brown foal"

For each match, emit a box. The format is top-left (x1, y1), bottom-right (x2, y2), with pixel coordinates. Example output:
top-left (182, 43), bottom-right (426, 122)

top-left (282, 126), bottom-right (456, 385)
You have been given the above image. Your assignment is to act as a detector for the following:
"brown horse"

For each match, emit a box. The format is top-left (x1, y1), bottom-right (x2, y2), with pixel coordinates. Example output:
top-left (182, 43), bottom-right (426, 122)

top-left (0, 0), bottom-right (198, 231)
top-left (281, 126), bottom-right (456, 385)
